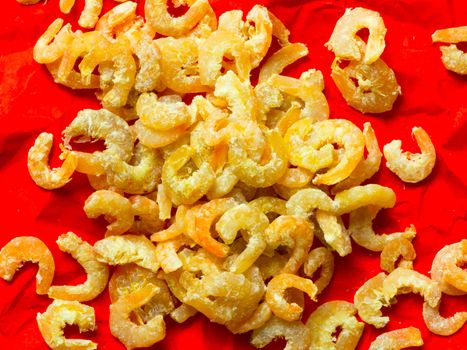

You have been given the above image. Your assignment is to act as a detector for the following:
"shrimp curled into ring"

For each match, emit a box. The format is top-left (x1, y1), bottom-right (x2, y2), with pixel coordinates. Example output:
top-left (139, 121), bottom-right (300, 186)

top-left (265, 273), bottom-right (317, 322)
top-left (383, 126), bottom-right (436, 183)
top-left (368, 327), bottom-right (423, 350)
top-left (0, 236), bottom-right (55, 295)
top-left (48, 232), bottom-right (109, 302)
top-left (36, 300), bottom-right (97, 350)
top-left (431, 241), bottom-right (467, 296)
top-left (422, 298), bottom-right (467, 336)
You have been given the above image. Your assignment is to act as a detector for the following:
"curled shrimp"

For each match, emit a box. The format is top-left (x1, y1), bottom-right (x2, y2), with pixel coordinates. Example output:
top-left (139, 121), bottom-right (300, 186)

top-left (383, 127), bottom-right (436, 183)
top-left (33, 19), bottom-right (75, 64)
top-left (380, 236), bottom-right (416, 273)
top-left (284, 118), bottom-right (364, 185)
top-left (129, 195), bottom-right (165, 235)
top-left (349, 206), bottom-right (416, 251)
top-left (422, 299), bottom-right (467, 336)
top-left (443, 240), bottom-right (467, 292)
top-left (354, 272), bottom-right (388, 328)
top-left (431, 241), bottom-right (467, 296)
top-left (155, 236), bottom-right (194, 273)
top-left (170, 303), bottom-right (198, 323)
top-left (326, 7), bottom-right (387, 64)
top-left (227, 302), bottom-right (272, 334)
top-left (62, 109), bottom-right (134, 175)
top-left (216, 204), bottom-right (269, 272)
top-left (59, 0), bottom-right (103, 29)
top-left (264, 215), bottom-right (314, 274)
top-left (48, 232), bottom-right (109, 302)
top-left (286, 188), bottom-right (336, 217)
top-left (151, 204), bottom-right (187, 242)
top-left (145, 0), bottom-right (213, 37)
top-left (332, 122), bottom-right (382, 193)
top-left (248, 196), bottom-right (287, 217)
top-left (265, 273), bottom-right (317, 322)
top-left (0, 236), bottom-right (55, 295)
top-left (432, 26), bottom-right (467, 75)
top-left (110, 283), bottom-right (165, 349)
top-left (244, 5), bottom-right (273, 68)
top-left (28, 132), bottom-right (78, 190)
top-left (303, 247), bottom-right (335, 295)
top-left (95, 2), bottom-right (138, 38)
top-left (94, 234), bottom-right (160, 272)
top-left (250, 316), bottom-right (311, 350)
top-left (315, 210), bottom-right (351, 257)
top-left (37, 300), bottom-right (97, 350)
top-left (134, 120), bottom-right (188, 149)
top-left (83, 190), bottom-right (134, 236)
top-left (306, 301), bottom-right (364, 349)
top-left (368, 327), bottom-right (423, 350)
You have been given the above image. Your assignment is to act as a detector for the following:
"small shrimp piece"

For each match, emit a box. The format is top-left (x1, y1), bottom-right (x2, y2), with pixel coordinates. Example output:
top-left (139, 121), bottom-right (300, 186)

top-left (109, 264), bottom-right (175, 324)
top-left (432, 26), bottom-right (467, 75)
top-left (161, 145), bottom-right (215, 205)
top-left (110, 283), bottom-right (165, 349)
top-left (134, 120), bottom-right (188, 149)
top-left (349, 206), bottom-right (417, 251)
top-left (285, 118), bottom-right (364, 185)
top-left (315, 210), bottom-right (352, 257)
top-left (33, 19), bottom-right (75, 64)
top-left (145, 0), bottom-right (213, 37)
top-left (332, 122), bottom-right (382, 193)
top-left (258, 43), bottom-right (308, 83)
top-left (151, 205), bottom-right (187, 242)
top-left (354, 272), bottom-right (388, 328)
top-left (334, 184), bottom-right (396, 215)
top-left (228, 302), bottom-right (272, 334)
top-left (250, 316), bottom-right (311, 350)
top-left (303, 247), bottom-right (335, 295)
top-left (59, 0), bottom-right (103, 29)
top-left (216, 204), bottom-right (269, 272)
top-left (62, 109), bottom-right (134, 175)
top-left (170, 303), bottom-right (198, 323)
top-left (46, 60), bottom-right (100, 90)
top-left (0, 236), bottom-right (55, 295)
top-left (157, 183), bottom-right (172, 221)
top-left (331, 58), bottom-right (401, 114)
top-left (383, 127), bottom-right (436, 183)
top-left (380, 236), bottom-right (416, 273)
top-left (83, 190), bottom-right (134, 236)
top-left (326, 7), bottom-right (387, 64)
top-left (94, 234), bottom-right (160, 272)
top-left (28, 132), bottom-right (78, 190)
top-left (383, 268), bottom-right (441, 309)
top-left (265, 273), bottom-right (317, 322)
top-left (431, 241), bottom-right (467, 296)
top-left (248, 196), bottom-right (287, 218)
top-left (306, 301), bottom-right (364, 350)
top-left (155, 236), bottom-right (194, 273)
top-left (264, 215), bottom-right (314, 274)
top-left (422, 300), bottom-right (467, 336)
top-left (274, 103), bottom-right (302, 137)
top-left (286, 188), bottom-right (336, 217)
top-left (129, 196), bottom-right (165, 234)
top-left (244, 5), bottom-right (273, 68)
top-left (95, 1), bottom-right (137, 38)
top-left (185, 198), bottom-right (238, 257)
top-left (368, 327), bottom-right (423, 350)
top-left (268, 11), bottom-right (290, 46)
top-left (48, 232), bottom-right (109, 302)
top-left (37, 300), bottom-right (97, 350)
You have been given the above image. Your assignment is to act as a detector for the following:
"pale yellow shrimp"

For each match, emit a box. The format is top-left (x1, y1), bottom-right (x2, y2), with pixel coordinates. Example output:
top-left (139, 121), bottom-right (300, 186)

top-left (368, 327), bottom-right (423, 350)
top-left (349, 206), bottom-right (416, 251)
top-left (334, 184), bottom-right (396, 215)
top-left (155, 236), bottom-right (194, 273)
top-left (227, 302), bottom-right (272, 334)
top-left (326, 7), bottom-right (387, 64)
top-left (83, 190), bottom-right (134, 236)
top-left (285, 187), bottom-right (336, 217)
top-left (28, 132), bottom-right (78, 190)
top-left (422, 299), bottom-right (467, 336)
top-left (48, 232), bottom-right (109, 302)
top-left (258, 43), bottom-right (308, 83)
top-left (264, 215), bottom-right (314, 274)
top-left (129, 196), bottom-right (165, 234)
top-left (315, 210), bottom-right (352, 257)
top-left (250, 316), bottom-right (311, 350)
top-left (265, 273), bottom-right (317, 322)
top-left (303, 247), bottom-right (335, 295)
top-left (354, 272), bottom-right (388, 328)
top-left (33, 19), bottom-right (76, 64)
top-left (110, 283), bottom-right (165, 349)
top-left (0, 236), bottom-right (55, 295)
top-left (248, 196), bottom-right (287, 217)
top-left (383, 126), bottom-right (436, 183)
top-left (331, 58), bottom-right (401, 114)
top-left (134, 120), bottom-right (188, 149)
top-left (431, 241), bottom-right (467, 296)
top-left (62, 109), bottom-right (134, 175)
top-left (170, 303), bottom-right (198, 323)
top-left (244, 5), bottom-right (273, 68)
top-left (156, 183), bottom-right (173, 220)
top-left (332, 122), bottom-right (382, 193)
top-left (145, 0), bottom-right (213, 37)
top-left (37, 300), bottom-right (97, 350)
top-left (151, 204), bottom-right (186, 242)
top-left (306, 301), bottom-right (364, 349)
top-left (94, 234), bottom-right (160, 272)
top-left (284, 118), bottom-right (364, 185)
top-left (432, 26), bottom-right (467, 75)
top-left (95, 1), bottom-right (137, 38)
top-left (161, 145), bottom-right (215, 205)
top-left (380, 236), bottom-right (416, 273)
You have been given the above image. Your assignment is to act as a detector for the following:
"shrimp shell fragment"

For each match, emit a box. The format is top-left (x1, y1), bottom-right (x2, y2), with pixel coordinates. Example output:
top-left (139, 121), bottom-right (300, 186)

top-left (48, 232), bottom-right (109, 302)
top-left (0, 236), bottom-right (55, 295)
top-left (368, 327), bottom-right (423, 350)
top-left (36, 300), bottom-right (97, 350)
top-left (383, 126), bottom-right (436, 183)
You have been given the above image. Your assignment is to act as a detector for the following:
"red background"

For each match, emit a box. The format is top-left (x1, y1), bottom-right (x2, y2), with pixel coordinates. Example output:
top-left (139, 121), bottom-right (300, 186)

top-left (0, 0), bottom-right (466, 349)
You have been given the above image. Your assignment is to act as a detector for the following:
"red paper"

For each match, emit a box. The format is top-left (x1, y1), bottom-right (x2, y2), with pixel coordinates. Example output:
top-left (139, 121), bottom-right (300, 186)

top-left (0, 0), bottom-right (466, 349)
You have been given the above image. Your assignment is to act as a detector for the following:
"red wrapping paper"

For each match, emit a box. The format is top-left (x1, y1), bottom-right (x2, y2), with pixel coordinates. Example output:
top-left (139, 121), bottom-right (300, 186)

top-left (0, 0), bottom-right (466, 349)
